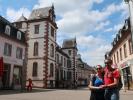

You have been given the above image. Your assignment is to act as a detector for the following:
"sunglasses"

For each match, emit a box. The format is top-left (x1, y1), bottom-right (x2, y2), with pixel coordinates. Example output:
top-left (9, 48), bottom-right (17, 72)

top-left (96, 68), bottom-right (102, 70)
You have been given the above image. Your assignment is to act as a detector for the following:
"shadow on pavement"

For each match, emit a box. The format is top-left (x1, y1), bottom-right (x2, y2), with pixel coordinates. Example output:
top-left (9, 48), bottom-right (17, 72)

top-left (0, 88), bottom-right (57, 95)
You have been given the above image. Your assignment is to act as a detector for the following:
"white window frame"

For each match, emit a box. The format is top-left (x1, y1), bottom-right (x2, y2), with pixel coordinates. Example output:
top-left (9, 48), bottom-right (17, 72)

top-left (5, 25), bottom-right (11, 35)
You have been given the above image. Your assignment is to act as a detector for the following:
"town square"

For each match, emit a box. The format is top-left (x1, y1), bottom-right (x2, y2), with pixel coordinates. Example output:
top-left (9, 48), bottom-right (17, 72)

top-left (0, 0), bottom-right (133, 100)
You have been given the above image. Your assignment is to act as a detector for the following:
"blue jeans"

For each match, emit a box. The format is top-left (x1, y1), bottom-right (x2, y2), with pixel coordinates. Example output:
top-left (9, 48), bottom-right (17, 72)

top-left (104, 88), bottom-right (119, 100)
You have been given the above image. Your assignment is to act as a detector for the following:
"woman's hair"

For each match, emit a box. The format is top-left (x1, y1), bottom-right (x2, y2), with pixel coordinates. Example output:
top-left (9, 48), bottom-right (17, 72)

top-left (104, 58), bottom-right (112, 64)
top-left (96, 65), bottom-right (102, 69)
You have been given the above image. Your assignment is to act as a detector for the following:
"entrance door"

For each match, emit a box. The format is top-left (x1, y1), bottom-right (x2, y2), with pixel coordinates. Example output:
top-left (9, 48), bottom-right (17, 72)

top-left (13, 66), bottom-right (22, 89)
top-left (2, 64), bottom-right (10, 89)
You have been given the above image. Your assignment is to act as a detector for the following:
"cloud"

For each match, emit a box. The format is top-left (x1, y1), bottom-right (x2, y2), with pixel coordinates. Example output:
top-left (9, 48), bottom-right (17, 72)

top-left (81, 44), bottom-right (112, 66)
top-left (104, 28), bottom-right (113, 32)
top-left (6, 7), bottom-right (31, 22)
top-left (95, 21), bottom-right (110, 31)
top-left (32, 0), bottom-right (128, 66)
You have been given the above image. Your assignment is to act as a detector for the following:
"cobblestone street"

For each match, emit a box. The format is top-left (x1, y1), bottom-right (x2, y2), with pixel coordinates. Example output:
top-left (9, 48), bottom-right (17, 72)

top-left (0, 87), bottom-right (133, 100)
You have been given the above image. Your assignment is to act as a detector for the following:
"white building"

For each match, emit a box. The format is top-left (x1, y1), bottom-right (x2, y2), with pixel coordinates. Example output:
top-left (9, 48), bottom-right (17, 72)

top-left (55, 45), bottom-right (70, 88)
top-left (0, 16), bottom-right (27, 89)
top-left (107, 18), bottom-right (133, 89)
top-left (62, 38), bottom-right (78, 87)
top-left (14, 6), bottom-right (58, 88)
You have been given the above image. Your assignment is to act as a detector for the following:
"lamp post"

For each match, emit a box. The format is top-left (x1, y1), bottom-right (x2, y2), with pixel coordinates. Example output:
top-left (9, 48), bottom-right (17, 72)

top-left (124, 0), bottom-right (133, 49)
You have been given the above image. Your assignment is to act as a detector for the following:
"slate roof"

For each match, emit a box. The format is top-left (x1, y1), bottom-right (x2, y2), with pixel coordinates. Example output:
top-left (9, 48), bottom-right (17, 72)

top-left (28, 7), bottom-right (52, 20)
top-left (62, 38), bottom-right (77, 48)
top-left (16, 15), bottom-right (27, 22)
top-left (56, 45), bottom-right (69, 58)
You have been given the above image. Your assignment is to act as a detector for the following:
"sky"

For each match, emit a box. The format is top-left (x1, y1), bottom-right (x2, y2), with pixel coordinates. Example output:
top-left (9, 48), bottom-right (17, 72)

top-left (0, 0), bottom-right (130, 66)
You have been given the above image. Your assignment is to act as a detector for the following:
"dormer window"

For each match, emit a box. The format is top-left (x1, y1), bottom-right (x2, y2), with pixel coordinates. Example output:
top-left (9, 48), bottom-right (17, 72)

top-left (119, 29), bottom-right (122, 38)
top-left (116, 35), bottom-right (119, 41)
top-left (17, 31), bottom-right (21, 40)
top-left (5, 25), bottom-right (11, 35)
top-left (125, 20), bottom-right (128, 30)
top-left (114, 40), bottom-right (116, 45)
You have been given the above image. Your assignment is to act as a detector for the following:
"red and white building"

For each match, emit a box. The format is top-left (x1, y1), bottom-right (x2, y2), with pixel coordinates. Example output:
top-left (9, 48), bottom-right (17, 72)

top-left (13, 6), bottom-right (58, 88)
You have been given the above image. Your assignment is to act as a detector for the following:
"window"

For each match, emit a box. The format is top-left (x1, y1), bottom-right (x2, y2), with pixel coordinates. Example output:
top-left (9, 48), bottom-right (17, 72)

top-left (16, 47), bottom-right (23, 59)
top-left (17, 31), bottom-right (21, 40)
top-left (51, 26), bottom-right (54, 37)
top-left (16, 23), bottom-right (22, 29)
top-left (114, 54), bottom-right (116, 64)
top-left (120, 48), bottom-right (122, 61)
top-left (61, 56), bottom-right (63, 65)
top-left (50, 44), bottom-right (54, 57)
top-left (34, 25), bottom-right (39, 34)
top-left (128, 39), bottom-right (133, 55)
top-left (124, 44), bottom-right (127, 58)
top-left (125, 20), bottom-right (128, 30)
top-left (64, 58), bottom-right (66, 67)
top-left (68, 50), bottom-right (71, 55)
top-left (56, 54), bottom-right (59, 63)
top-left (5, 25), bottom-right (11, 35)
top-left (64, 71), bottom-right (66, 80)
top-left (67, 59), bottom-right (71, 68)
top-left (67, 71), bottom-right (72, 80)
top-left (50, 63), bottom-right (54, 77)
top-left (117, 51), bottom-right (119, 63)
top-left (33, 42), bottom-right (38, 56)
top-left (4, 43), bottom-right (12, 56)
top-left (119, 29), bottom-right (122, 38)
top-left (32, 62), bottom-right (38, 77)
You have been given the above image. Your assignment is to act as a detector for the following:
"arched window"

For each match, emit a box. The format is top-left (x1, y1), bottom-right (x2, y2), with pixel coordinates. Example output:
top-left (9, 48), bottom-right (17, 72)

top-left (50, 44), bottom-right (54, 57)
top-left (50, 63), bottom-right (54, 77)
top-left (32, 62), bottom-right (38, 77)
top-left (33, 42), bottom-right (38, 56)
top-left (5, 25), bottom-right (11, 35)
top-left (17, 31), bottom-right (21, 40)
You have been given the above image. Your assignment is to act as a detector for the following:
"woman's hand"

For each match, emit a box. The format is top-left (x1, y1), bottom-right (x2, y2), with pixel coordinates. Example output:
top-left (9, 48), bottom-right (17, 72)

top-left (100, 85), bottom-right (107, 88)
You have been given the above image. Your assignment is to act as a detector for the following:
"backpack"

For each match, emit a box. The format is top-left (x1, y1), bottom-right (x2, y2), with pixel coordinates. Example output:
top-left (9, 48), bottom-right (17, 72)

top-left (117, 76), bottom-right (123, 90)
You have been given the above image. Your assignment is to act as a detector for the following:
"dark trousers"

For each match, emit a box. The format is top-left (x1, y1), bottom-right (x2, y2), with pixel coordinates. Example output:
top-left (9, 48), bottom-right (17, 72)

top-left (104, 88), bottom-right (119, 100)
top-left (90, 90), bottom-right (105, 100)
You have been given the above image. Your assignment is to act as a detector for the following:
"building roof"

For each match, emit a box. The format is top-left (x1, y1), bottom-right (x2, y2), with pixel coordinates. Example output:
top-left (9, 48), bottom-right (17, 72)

top-left (62, 38), bottom-right (77, 49)
top-left (28, 7), bottom-right (52, 20)
top-left (0, 15), bottom-right (26, 44)
top-left (16, 14), bottom-right (27, 22)
top-left (56, 45), bottom-right (69, 58)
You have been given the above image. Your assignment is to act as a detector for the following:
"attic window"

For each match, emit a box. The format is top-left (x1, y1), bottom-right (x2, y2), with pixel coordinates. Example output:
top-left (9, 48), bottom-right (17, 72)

top-left (116, 35), bottom-right (119, 41)
top-left (5, 25), bottom-right (11, 35)
top-left (119, 29), bottom-right (122, 38)
top-left (17, 31), bottom-right (21, 40)
top-left (125, 20), bottom-right (128, 30)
